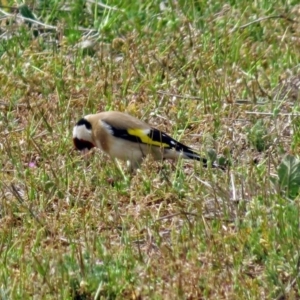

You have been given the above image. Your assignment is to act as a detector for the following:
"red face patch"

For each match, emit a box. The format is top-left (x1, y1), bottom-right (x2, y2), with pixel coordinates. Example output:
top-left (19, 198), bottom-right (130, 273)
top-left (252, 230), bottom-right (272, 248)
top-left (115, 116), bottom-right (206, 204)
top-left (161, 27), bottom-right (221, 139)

top-left (73, 138), bottom-right (95, 151)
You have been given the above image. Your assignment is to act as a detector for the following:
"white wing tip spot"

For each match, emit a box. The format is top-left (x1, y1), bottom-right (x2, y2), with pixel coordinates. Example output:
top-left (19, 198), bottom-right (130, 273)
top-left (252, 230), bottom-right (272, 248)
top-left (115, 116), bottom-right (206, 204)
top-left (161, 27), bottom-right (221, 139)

top-left (101, 120), bottom-right (114, 135)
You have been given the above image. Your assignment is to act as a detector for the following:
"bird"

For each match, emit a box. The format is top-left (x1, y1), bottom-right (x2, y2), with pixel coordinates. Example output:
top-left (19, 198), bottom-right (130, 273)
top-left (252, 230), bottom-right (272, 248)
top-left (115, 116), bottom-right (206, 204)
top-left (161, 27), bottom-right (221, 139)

top-left (73, 111), bottom-right (219, 172)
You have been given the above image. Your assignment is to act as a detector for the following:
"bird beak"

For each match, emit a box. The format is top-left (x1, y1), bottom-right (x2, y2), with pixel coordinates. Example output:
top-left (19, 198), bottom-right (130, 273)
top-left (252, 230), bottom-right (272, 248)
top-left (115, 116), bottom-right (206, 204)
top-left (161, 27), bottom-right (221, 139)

top-left (81, 148), bottom-right (92, 160)
top-left (81, 148), bottom-right (90, 155)
top-left (80, 148), bottom-right (94, 160)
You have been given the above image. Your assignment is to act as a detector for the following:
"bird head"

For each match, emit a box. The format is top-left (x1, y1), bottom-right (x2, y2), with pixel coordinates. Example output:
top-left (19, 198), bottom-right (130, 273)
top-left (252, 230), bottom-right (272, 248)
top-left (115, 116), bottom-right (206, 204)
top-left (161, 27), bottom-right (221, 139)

top-left (73, 118), bottom-right (95, 153)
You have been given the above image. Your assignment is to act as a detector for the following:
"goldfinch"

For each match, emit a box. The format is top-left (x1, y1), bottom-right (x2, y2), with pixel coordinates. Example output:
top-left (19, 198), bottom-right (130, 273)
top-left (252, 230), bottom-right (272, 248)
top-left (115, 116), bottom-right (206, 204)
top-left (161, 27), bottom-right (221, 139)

top-left (73, 111), bottom-right (218, 171)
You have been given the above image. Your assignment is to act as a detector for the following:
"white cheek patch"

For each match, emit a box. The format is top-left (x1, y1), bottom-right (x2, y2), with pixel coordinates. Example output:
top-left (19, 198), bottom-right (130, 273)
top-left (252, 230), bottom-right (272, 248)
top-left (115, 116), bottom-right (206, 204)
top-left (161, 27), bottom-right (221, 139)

top-left (73, 124), bottom-right (93, 142)
top-left (72, 126), bottom-right (78, 138)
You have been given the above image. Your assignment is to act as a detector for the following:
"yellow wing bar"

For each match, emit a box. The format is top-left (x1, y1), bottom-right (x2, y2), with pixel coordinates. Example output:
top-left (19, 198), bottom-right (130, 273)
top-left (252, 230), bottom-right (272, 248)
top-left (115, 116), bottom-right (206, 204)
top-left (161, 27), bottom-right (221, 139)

top-left (127, 129), bottom-right (170, 148)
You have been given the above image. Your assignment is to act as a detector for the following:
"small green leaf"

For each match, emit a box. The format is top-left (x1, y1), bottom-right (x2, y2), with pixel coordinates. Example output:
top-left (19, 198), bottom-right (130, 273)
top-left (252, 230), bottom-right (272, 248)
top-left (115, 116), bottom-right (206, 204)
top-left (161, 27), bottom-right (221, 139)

top-left (207, 148), bottom-right (217, 163)
top-left (278, 155), bottom-right (300, 199)
top-left (19, 4), bottom-right (36, 21)
top-left (248, 120), bottom-right (269, 152)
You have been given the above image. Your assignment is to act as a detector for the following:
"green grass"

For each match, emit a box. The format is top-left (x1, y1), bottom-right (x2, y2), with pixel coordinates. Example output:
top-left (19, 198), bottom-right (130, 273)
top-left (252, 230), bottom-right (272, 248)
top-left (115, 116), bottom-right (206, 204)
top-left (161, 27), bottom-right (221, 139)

top-left (1, 0), bottom-right (300, 299)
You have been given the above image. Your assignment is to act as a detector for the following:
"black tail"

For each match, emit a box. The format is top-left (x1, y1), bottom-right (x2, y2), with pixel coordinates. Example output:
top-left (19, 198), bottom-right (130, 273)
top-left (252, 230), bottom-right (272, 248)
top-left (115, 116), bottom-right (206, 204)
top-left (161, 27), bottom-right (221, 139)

top-left (180, 144), bottom-right (224, 170)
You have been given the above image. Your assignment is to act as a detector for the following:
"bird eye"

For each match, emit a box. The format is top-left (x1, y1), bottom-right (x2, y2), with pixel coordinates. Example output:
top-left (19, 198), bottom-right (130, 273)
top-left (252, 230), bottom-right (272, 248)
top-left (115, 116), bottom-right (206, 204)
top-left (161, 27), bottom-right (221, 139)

top-left (73, 138), bottom-right (94, 151)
